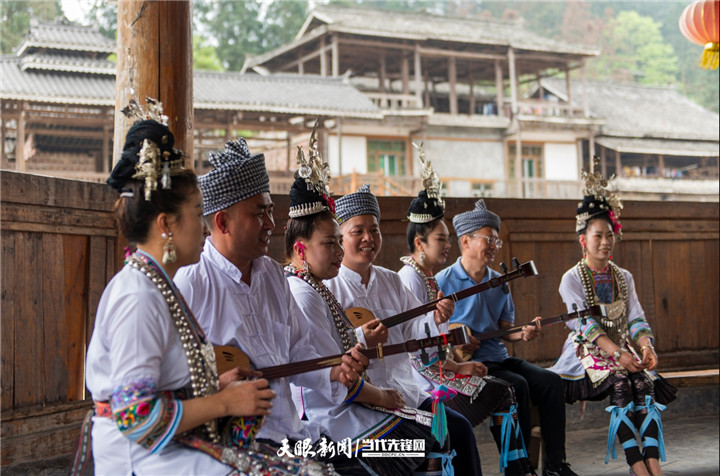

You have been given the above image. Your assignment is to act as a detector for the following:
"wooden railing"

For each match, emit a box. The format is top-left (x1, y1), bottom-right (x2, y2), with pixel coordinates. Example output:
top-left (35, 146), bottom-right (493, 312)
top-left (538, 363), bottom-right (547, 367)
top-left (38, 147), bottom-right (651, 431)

top-left (517, 99), bottom-right (585, 118)
top-left (363, 92), bottom-right (425, 110)
top-left (1, 171), bottom-right (718, 467)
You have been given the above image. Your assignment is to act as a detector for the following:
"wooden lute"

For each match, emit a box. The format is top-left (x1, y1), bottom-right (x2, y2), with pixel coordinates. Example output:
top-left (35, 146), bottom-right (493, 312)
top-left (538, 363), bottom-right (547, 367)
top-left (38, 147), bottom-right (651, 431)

top-left (214, 326), bottom-right (471, 376)
top-left (345, 259), bottom-right (538, 329)
top-left (450, 304), bottom-right (608, 361)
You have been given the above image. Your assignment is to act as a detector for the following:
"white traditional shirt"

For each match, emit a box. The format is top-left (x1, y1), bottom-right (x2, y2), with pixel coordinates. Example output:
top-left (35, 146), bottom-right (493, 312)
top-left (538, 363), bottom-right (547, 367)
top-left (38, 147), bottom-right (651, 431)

top-left (549, 264), bottom-right (651, 380)
top-left (398, 263), bottom-right (451, 394)
top-left (175, 238), bottom-right (338, 443)
top-left (86, 265), bottom-right (233, 475)
top-left (287, 276), bottom-right (406, 442)
top-left (325, 264), bottom-right (440, 408)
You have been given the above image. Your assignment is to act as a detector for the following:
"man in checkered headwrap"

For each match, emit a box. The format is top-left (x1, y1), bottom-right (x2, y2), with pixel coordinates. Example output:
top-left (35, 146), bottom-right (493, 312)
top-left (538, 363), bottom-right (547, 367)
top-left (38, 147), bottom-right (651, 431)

top-left (175, 139), bottom-right (369, 474)
top-left (437, 199), bottom-right (578, 476)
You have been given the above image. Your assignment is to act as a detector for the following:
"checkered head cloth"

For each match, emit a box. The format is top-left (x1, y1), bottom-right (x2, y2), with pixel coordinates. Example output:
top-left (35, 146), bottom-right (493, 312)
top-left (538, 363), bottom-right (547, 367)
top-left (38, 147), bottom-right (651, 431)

top-left (199, 138), bottom-right (270, 216)
top-left (452, 199), bottom-right (501, 237)
top-left (335, 184), bottom-right (381, 224)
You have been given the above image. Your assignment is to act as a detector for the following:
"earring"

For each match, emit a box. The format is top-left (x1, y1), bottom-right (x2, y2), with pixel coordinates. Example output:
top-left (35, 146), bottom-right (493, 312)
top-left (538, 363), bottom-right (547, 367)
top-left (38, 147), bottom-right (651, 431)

top-left (418, 251), bottom-right (426, 266)
top-left (162, 232), bottom-right (176, 265)
top-left (296, 242), bottom-right (308, 272)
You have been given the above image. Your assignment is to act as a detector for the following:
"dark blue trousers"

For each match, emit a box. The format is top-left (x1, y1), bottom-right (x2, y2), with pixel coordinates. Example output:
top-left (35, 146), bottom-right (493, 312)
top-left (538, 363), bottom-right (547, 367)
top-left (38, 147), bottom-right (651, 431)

top-left (484, 357), bottom-right (567, 466)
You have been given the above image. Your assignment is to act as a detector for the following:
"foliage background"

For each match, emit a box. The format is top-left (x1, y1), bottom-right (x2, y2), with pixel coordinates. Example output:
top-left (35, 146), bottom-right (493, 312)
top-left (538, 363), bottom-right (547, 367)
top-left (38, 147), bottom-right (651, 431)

top-left (1, 0), bottom-right (717, 112)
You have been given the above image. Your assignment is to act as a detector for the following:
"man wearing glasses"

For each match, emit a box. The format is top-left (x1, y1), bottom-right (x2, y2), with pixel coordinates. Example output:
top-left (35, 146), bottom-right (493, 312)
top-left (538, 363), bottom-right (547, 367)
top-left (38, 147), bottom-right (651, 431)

top-left (436, 199), bottom-right (577, 476)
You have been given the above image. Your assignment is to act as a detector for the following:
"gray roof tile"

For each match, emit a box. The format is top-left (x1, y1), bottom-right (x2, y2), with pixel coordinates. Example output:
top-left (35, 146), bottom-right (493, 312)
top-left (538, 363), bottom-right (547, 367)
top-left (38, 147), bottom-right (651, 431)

top-left (16, 19), bottom-right (115, 55)
top-left (304, 5), bottom-right (597, 56)
top-left (541, 78), bottom-right (719, 141)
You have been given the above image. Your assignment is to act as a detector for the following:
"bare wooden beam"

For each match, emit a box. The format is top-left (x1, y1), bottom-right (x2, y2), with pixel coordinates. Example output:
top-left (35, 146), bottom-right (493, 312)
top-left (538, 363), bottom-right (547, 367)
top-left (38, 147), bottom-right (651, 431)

top-left (414, 44), bottom-right (423, 106)
top-left (379, 53), bottom-right (386, 92)
top-left (507, 47), bottom-right (518, 115)
top-left (114, 0), bottom-right (193, 167)
top-left (448, 57), bottom-right (458, 115)
top-left (320, 36), bottom-right (327, 77)
top-left (468, 64), bottom-right (475, 115)
top-left (615, 149), bottom-right (622, 177)
top-left (565, 64), bottom-right (572, 110)
top-left (418, 46), bottom-right (505, 61)
top-left (495, 60), bottom-right (504, 117)
top-left (581, 60), bottom-right (588, 117)
top-left (17, 102), bottom-right (25, 172)
top-left (331, 33), bottom-right (339, 77)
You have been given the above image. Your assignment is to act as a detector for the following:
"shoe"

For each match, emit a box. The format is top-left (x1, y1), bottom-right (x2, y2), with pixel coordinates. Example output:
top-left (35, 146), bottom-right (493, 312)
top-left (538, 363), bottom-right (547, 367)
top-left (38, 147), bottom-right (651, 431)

top-left (542, 462), bottom-right (578, 476)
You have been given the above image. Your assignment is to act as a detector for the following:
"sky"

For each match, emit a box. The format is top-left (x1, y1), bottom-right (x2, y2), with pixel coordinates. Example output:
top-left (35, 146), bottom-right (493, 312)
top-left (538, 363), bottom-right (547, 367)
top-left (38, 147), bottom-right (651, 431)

top-left (60, 0), bottom-right (90, 23)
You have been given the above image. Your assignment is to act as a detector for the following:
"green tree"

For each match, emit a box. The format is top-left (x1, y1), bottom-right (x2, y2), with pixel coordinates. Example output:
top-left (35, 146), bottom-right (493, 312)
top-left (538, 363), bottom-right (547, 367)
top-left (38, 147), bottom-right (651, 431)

top-left (194, 0), bottom-right (264, 71)
top-left (85, 0), bottom-right (116, 40)
top-left (1, 0), bottom-right (61, 53)
top-left (589, 10), bottom-right (678, 85)
top-left (193, 35), bottom-right (223, 71)
top-left (262, 0), bottom-right (309, 52)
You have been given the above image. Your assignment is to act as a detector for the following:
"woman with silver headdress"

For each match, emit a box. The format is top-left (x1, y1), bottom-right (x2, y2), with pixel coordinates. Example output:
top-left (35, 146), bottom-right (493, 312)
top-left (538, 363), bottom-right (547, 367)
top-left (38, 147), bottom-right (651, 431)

top-left (549, 162), bottom-right (673, 476)
top-left (81, 100), bottom-right (320, 475)
top-left (399, 145), bottom-right (535, 476)
top-left (283, 129), bottom-right (439, 475)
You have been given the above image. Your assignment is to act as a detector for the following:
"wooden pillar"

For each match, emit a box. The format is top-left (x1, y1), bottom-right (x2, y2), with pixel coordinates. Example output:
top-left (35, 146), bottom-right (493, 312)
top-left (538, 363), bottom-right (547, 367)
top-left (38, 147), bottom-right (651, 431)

top-left (401, 54), bottom-right (409, 95)
top-left (1, 113), bottom-right (6, 168)
top-left (320, 37), bottom-right (327, 77)
top-left (448, 56), bottom-right (458, 115)
top-left (424, 75), bottom-right (430, 108)
top-left (600, 145), bottom-right (607, 177)
top-left (507, 47), bottom-right (518, 115)
top-left (615, 150), bottom-right (622, 177)
top-left (565, 64), bottom-right (572, 115)
top-left (537, 73), bottom-right (544, 100)
top-left (225, 111), bottom-right (232, 141)
top-left (114, 0), bottom-right (193, 167)
top-left (657, 154), bottom-right (665, 177)
top-left (286, 133), bottom-right (292, 172)
top-left (589, 131), bottom-right (595, 162)
top-left (379, 53), bottom-right (386, 92)
top-left (331, 33), bottom-right (339, 77)
top-left (16, 102), bottom-right (25, 172)
top-left (514, 131), bottom-right (522, 197)
top-left (298, 55), bottom-right (304, 75)
top-left (495, 60), bottom-right (504, 117)
top-left (469, 65), bottom-right (476, 115)
top-left (337, 116), bottom-right (343, 176)
top-left (414, 44), bottom-right (422, 107)
top-left (581, 61), bottom-right (588, 117)
top-left (102, 124), bottom-right (110, 173)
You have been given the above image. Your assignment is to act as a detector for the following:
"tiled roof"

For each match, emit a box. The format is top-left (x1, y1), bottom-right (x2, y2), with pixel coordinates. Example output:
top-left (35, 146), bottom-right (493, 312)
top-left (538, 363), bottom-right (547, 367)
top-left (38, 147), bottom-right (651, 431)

top-left (541, 79), bottom-right (719, 142)
top-left (0, 56), bottom-right (114, 105)
top-left (596, 137), bottom-right (719, 157)
top-left (16, 19), bottom-right (115, 55)
top-left (302, 5), bottom-right (597, 56)
top-left (1, 57), bottom-right (381, 118)
top-left (194, 71), bottom-right (381, 118)
top-left (20, 53), bottom-right (115, 75)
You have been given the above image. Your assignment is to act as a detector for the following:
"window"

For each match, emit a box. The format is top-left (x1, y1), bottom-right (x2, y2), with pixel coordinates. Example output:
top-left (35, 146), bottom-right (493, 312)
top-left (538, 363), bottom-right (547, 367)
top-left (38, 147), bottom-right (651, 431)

top-left (367, 139), bottom-right (408, 176)
top-left (507, 144), bottom-right (544, 179)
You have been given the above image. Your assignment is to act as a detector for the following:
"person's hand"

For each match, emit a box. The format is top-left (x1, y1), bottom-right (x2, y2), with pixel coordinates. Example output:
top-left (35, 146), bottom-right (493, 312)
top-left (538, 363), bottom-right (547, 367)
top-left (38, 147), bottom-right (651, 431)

top-left (520, 317), bottom-right (542, 342)
top-left (459, 334), bottom-right (481, 356)
top-left (641, 346), bottom-right (658, 371)
top-left (377, 388), bottom-right (405, 409)
top-left (219, 378), bottom-right (275, 417)
top-left (455, 361), bottom-right (488, 377)
top-left (331, 344), bottom-right (369, 386)
top-left (218, 367), bottom-right (261, 391)
top-left (362, 319), bottom-right (388, 348)
top-left (434, 292), bottom-right (454, 325)
top-left (618, 351), bottom-right (643, 373)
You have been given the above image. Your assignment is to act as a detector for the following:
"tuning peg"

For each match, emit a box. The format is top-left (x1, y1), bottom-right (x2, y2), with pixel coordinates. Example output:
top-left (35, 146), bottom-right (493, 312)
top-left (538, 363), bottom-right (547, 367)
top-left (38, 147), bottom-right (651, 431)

top-left (512, 257), bottom-right (520, 269)
top-left (582, 300), bottom-right (589, 309)
top-left (500, 262), bottom-right (508, 274)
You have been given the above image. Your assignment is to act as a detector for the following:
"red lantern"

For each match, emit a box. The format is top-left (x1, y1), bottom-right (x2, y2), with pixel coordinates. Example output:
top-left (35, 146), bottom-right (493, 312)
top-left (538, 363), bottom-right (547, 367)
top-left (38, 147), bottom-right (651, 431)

top-left (679, 0), bottom-right (719, 69)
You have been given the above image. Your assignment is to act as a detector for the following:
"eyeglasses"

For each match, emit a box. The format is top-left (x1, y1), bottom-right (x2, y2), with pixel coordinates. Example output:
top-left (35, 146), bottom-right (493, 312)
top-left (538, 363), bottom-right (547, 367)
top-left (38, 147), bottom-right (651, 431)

top-left (469, 234), bottom-right (503, 248)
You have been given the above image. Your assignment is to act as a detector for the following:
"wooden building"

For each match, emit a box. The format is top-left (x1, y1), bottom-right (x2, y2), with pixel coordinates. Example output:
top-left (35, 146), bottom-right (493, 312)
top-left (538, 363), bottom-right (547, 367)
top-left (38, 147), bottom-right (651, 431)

top-left (1, 9), bottom-right (718, 201)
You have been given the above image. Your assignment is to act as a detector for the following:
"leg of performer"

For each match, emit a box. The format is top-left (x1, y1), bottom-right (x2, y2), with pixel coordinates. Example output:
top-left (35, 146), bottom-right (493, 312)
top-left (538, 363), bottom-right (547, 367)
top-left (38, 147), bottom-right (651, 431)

top-left (485, 361), bottom-right (532, 449)
top-left (630, 373), bottom-right (666, 476)
top-left (492, 357), bottom-right (573, 474)
top-left (488, 384), bottom-right (534, 475)
top-left (419, 398), bottom-right (483, 476)
top-left (606, 375), bottom-right (644, 470)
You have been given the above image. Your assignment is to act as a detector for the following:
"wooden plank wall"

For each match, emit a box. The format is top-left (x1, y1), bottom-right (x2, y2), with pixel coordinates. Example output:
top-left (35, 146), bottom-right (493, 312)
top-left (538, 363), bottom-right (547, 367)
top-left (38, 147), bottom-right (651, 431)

top-left (1, 172), bottom-right (718, 466)
top-left (1, 172), bottom-right (122, 466)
